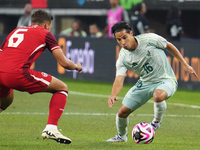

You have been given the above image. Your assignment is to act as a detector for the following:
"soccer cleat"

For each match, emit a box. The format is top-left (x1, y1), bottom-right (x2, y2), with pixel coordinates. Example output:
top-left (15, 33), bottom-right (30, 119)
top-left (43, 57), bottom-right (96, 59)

top-left (42, 129), bottom-right (71, 144)
top-left (150, 121), bottom-right (161, 130)
top-left (105, 134), bottom-right (127, 142)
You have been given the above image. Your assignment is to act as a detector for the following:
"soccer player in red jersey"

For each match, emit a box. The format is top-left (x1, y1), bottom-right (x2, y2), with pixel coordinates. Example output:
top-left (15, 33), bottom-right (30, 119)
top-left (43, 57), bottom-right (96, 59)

top-left (0, 10), bottom-right (82, 144)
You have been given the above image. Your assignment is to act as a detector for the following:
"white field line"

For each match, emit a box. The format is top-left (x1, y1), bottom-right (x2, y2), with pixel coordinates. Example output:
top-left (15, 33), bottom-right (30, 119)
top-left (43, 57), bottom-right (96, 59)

top-left (1, 91), bottom-right (199, 118)
top-left (1, 112), bottom-right (200, 118)
top-left (69, 91), bottom-right (200, 109)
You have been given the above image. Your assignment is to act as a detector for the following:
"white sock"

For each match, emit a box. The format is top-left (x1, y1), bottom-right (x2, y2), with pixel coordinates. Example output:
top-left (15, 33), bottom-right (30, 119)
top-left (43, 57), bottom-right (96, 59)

top-left (45, 124), bottom-right (58, 130)
top-left (0, 108), bottom-right (3, 113)
top-left (153, 101), bottom-right (167, 123)
top-left (116, 114), bottom-right (129, 137)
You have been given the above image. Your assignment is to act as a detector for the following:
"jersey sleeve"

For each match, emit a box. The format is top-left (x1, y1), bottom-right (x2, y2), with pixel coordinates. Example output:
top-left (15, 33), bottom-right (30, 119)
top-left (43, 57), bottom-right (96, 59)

top-left (149, 33), bottom-right (167, 49)
top-left (116, 50), bottom-right (127, 76)
top-left (45, 32), bottom-right (60, 52)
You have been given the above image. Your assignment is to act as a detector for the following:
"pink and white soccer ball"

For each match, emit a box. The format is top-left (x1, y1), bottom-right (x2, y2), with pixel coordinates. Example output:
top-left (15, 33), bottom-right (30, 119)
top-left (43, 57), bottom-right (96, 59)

top-left (132, 122), bottom-right (155, 144)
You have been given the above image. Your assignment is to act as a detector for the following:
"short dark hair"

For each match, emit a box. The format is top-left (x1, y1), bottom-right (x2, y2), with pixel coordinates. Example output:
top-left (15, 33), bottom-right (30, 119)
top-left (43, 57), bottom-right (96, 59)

top-left (31, 10), bottom-right (53, 24)
top-left (111, 21), bottom-right (132, 36)
top-left (134, 2), bottom-right (143, 12)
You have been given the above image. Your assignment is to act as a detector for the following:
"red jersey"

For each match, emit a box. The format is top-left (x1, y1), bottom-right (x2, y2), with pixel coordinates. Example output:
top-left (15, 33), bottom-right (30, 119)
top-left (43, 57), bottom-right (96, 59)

top-left (0, 25), bottom-right (59, 73)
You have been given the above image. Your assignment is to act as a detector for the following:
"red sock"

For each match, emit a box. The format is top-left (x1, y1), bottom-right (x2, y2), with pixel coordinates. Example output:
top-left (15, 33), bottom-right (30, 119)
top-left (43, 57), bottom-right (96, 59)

top-left (47, 91), bottom-right (68, 126)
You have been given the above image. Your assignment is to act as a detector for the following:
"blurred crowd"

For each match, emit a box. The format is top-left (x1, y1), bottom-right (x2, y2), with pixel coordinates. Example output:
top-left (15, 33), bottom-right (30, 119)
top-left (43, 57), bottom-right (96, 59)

top-left (15, 0), bottom-right (184, 41)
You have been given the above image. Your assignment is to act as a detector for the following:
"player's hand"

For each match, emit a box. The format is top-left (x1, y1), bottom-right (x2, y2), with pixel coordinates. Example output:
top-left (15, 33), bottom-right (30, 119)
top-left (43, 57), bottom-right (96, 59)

top-left (108, 95), bottom-right (118, 108)
top-left (75, 62), bottom-right (82, 72)
top-left (184, 64), bottom-right (198, 77)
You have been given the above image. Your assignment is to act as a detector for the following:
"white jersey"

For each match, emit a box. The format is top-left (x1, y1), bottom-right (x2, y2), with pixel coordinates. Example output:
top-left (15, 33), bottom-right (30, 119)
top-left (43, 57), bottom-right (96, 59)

top-left (116, 33), bottom-right (176, 83)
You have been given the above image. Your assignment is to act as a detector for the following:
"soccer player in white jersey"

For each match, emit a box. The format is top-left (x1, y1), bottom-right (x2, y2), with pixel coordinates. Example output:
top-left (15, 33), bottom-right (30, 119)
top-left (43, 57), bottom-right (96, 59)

top-left (105, 21), bottom-right (198, 142)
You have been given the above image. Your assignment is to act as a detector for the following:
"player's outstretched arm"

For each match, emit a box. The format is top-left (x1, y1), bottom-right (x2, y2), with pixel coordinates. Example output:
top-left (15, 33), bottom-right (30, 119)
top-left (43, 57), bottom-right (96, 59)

top-left (166, 42), bottom-right (198, 77)
top-left (108, 75), bottom-right (125, 108)
top-left (52, 48), bottom-right (82, 72)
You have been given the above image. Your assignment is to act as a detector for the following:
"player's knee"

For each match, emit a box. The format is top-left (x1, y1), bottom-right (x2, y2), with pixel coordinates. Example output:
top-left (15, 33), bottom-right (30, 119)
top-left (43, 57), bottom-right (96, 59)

top-left (118, 108), bottom-right (132, 118)
top-left (153, 93), bottom-right (164, 102)
top-left (153, 90), bottom-right (167, 102)
top-left (56, 81), bottom-right (68, 92)
top-left (51, 77), bottom-right (68, 92)
top-left (61, 84), bottom-right (68, 91)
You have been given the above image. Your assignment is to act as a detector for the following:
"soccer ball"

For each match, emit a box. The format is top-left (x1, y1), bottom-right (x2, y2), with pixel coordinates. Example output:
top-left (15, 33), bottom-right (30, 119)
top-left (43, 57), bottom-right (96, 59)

top-left (132, 122), bottom-right (155, 144)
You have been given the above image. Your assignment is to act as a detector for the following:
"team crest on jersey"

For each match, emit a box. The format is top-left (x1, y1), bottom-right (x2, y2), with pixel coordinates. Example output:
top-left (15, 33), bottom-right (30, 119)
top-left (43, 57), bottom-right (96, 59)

top-left (41, 72), bottom-right (48, 77)
top-left (145, 50), bottom-right (151, 59)
top-left (132, 63), bottom-right (138, 67)
top-left (147, 50), bottom-right (151, 56)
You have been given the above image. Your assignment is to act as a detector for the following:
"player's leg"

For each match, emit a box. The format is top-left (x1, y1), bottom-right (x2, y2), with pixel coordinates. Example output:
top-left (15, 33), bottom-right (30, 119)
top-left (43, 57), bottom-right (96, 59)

top-left (106, 80), bottom-right (152, 142)
top-left (13, 70), bottom-right (68, 132)
top-left (0, 71), bottom-right (70, 144)
top-left (151, 79), bottom-right (177, 130)
top-left (41, 76), bottom-right (68, 93)
top-left (0, 91), bottom-right (14, 113)
top-left (117, 104), bottom-right (133, 137)
top-left (105, 105), bottom-right (132, 142)
top-left (40, 77), bottom-right (71, 144)
top-left (12, 70), bottom-right (71, 144)
top-left (151, 89), bottom-right (167, 130)
top-left (0, 84), bottom-right (14, 113)
top-left (41, 76), bottom-right (68, 127)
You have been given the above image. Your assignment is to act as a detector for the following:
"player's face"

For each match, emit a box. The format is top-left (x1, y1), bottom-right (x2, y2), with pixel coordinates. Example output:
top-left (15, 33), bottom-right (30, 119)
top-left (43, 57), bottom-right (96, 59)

top-left (115, 30), bottom-right (136, 51)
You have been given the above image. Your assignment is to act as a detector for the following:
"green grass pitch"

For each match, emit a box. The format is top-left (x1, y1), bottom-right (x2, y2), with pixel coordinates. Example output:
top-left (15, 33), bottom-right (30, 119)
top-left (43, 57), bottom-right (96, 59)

top-left (0, 78), bottom-right (200, 150)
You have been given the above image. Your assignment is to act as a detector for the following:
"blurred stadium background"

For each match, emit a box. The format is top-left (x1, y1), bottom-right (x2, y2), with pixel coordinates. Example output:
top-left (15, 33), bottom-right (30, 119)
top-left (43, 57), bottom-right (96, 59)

top-left (0, 1), bottom-right (200, 149)
top-left (0, 0), bottom-right (200, 90)
top-left (1, 0), bottom-right (200, 38)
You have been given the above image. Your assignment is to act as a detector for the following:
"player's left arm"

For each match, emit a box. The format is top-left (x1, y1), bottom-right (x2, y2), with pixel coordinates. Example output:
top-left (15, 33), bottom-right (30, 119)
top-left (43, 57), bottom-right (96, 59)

top-left (166, 42), bottom-right (198, 77)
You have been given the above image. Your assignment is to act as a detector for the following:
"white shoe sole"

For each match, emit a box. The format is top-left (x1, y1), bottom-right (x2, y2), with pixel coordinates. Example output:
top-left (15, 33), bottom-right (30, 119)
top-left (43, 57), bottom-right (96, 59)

top-left (42, 131), bottom-right (71, 144)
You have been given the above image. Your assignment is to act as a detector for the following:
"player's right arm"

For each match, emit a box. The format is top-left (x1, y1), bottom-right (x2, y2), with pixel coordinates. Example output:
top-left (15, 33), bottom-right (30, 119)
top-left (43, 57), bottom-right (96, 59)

top-left (52, 48), bottom-right (82, 72)
top-left (108, 49), bottom-right (127, 108)
top-left (108, 75), bottom-right (125, 108)
top-left (45, 31), bottom-right (82, 72)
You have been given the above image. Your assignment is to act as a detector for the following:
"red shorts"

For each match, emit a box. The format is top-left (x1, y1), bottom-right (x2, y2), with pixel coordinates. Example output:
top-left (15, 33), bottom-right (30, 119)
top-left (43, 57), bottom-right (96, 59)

top-left (0, 70), bottom-right (52, 98)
